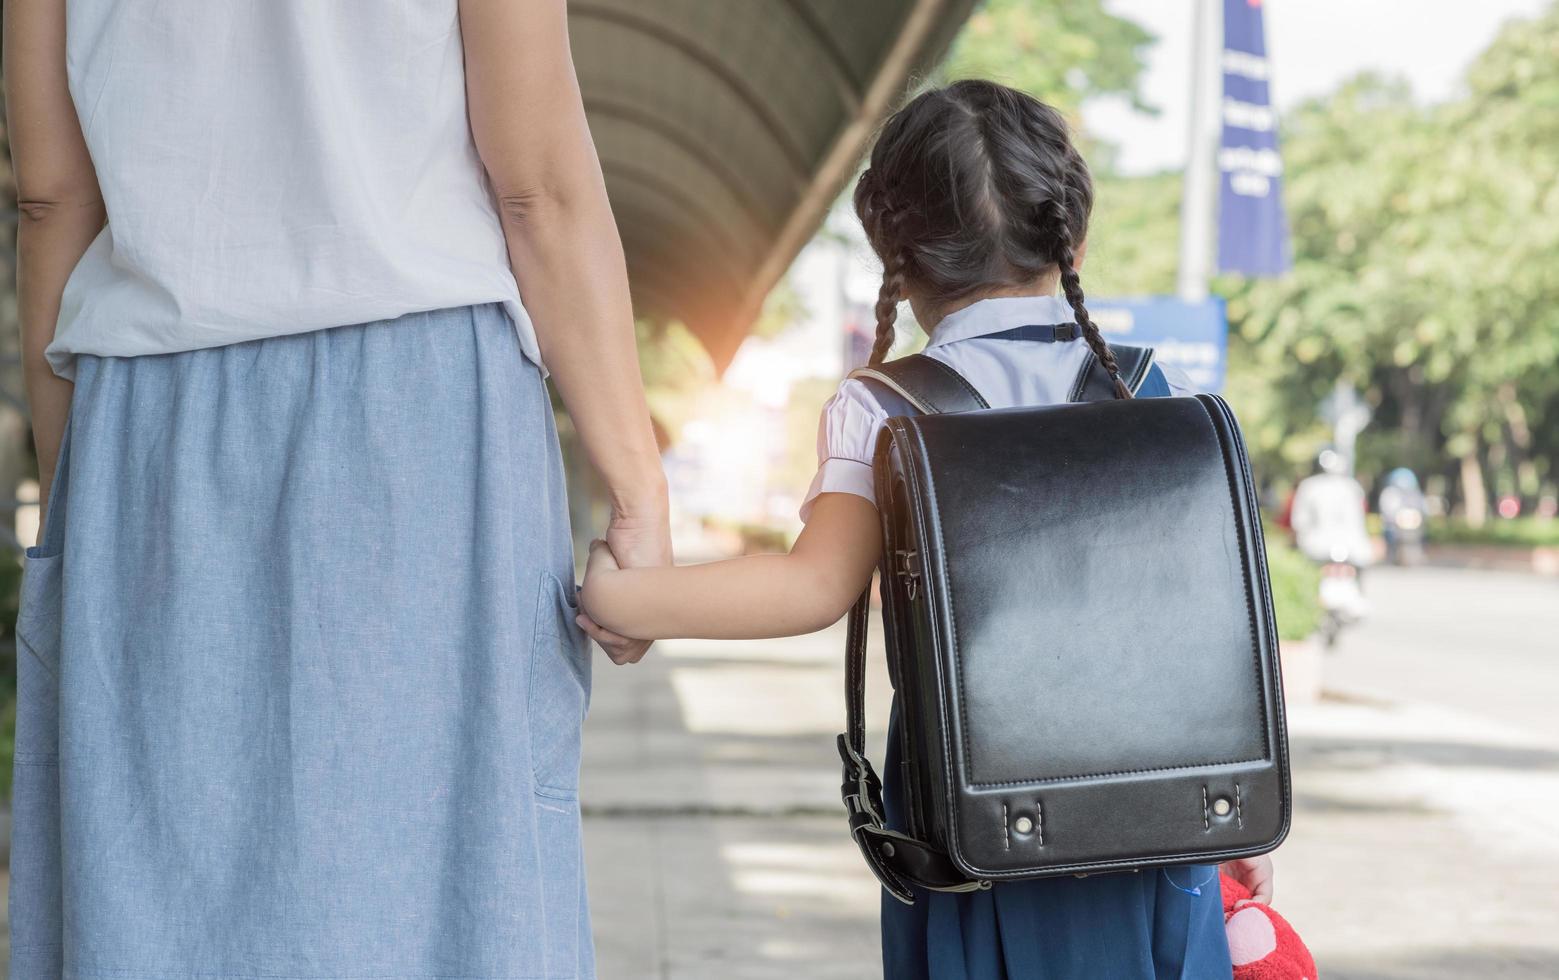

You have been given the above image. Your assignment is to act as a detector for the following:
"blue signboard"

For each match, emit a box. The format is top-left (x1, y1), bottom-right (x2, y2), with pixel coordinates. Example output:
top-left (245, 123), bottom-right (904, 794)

top-left (1218, 0), bottom-right (1290, 277)
top-left (1090, 297), bottom-right (1228, 393)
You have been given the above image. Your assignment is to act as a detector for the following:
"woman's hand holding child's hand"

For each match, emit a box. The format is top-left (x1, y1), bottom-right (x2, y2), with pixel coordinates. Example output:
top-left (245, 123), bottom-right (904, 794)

top-left (577, 493), bottom-right (880, 646)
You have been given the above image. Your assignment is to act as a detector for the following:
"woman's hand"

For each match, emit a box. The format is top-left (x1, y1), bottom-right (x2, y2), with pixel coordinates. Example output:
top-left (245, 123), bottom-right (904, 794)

top-left (1220, 854), bottom-right (1274, 904)
top-left (603, 493), bottom-right (673, 573)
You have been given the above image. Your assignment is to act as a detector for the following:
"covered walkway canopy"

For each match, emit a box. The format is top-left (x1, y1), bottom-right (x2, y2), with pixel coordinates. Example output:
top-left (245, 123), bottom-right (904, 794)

top-left (571, 0), bottom-right (977, 369)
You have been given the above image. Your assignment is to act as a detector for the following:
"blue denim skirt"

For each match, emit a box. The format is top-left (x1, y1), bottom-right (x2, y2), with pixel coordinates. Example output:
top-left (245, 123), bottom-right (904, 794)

top-left (9, 304), bottom-right (594, 978)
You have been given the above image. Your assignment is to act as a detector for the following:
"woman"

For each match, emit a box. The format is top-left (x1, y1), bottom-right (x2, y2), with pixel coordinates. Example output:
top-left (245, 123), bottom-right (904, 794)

top-left (5, 1), bottom-right (663, 976)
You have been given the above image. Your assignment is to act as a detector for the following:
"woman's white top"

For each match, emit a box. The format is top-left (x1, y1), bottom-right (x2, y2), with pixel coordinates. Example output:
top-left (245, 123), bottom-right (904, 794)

top-left (48, 1), bottom-right (537, 379)
top-left (801, 295), bottom-right (1195, 521)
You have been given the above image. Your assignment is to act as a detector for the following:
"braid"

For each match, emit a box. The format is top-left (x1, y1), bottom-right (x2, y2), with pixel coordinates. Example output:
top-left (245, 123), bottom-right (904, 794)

top-left (1057, 241), bottom-right (1131, 400)
top-left (863, 190), bottom-right (911, 365)
top-left (870, 245), bottom-right (908, 365)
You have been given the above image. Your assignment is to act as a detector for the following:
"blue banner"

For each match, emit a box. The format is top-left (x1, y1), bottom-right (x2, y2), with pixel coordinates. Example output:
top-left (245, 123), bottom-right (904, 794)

top-left (1090, 297), bottom-right (1228, 393)
top-left (1218, 0), bottom-right (1290, 277)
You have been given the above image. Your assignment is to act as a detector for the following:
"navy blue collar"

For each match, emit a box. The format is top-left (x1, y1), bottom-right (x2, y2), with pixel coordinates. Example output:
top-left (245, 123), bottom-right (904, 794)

top-left (980, 322), bottom-right (1080, 343)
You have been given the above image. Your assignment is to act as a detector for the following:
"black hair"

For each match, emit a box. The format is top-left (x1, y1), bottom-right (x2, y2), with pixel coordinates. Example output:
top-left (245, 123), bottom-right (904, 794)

top-left (853, 79), bottom-right (1129, 397)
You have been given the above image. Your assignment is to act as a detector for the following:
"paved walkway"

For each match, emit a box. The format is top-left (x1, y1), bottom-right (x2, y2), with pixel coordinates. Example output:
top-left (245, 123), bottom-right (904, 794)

top-left (581, 628), bottom-right (888, 978)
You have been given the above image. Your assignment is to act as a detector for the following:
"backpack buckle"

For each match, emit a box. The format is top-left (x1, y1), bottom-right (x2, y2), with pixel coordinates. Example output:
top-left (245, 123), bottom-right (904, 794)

top-left (837, 735), bottom-right (886, 827)
top-left (895, 548), bottom-right (921, 600)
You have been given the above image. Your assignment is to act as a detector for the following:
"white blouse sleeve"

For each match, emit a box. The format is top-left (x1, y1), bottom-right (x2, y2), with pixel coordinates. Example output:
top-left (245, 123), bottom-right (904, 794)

top-left (799, 378), bottom-right (890, 523)
top-left (1158, 362), bottom-right (1199, 396)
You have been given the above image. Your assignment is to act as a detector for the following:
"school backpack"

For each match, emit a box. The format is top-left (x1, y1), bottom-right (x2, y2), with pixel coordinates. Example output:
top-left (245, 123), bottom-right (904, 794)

top-left (838, 340), bottom-right (1291, 904)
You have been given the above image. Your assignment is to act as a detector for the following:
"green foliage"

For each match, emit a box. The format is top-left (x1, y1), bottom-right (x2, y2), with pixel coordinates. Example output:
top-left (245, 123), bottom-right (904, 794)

top-left (1262, 529), bottom-right (1322, 642)
top-left (1429, 516), bottom-right (1559, 549)
top-left (1086, 170), bottom-right (1181, 297)
top-left (1220, 6), bottom-right (1559, 498)
top-left (939, 0), bottom-right (1156, 116)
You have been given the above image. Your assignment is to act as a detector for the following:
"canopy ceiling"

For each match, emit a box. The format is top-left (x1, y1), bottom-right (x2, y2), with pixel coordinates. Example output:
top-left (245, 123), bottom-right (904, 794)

top-left (570, 0), bottom-right (978, 370)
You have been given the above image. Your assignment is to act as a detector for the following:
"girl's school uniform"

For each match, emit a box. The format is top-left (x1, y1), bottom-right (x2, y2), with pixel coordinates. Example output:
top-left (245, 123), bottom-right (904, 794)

top-left (802, 295), bottom-right (1233, 980)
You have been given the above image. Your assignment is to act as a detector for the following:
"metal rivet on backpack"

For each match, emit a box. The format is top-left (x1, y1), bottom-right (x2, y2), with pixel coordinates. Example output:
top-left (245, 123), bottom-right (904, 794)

top-left (1212, 797), bottom-right (1232, 817)
top-left (1014, 816), bottom-right (1034, 834)
top-left (880, 842), bottom-right (896, 858)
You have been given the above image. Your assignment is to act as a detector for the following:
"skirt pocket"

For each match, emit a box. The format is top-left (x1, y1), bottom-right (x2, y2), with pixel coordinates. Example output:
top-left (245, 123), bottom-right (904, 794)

top-left (528, 570), bottom-right (592, 800)
top-left (11, 451), bottom-right (68, 960)
top-left (14, 551), bottom-right (63, 763)
top-left (15, 409), bottom-right (70, 763)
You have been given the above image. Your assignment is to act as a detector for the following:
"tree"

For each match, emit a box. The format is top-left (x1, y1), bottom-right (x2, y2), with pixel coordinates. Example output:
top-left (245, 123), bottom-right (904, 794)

top-left (938, 0), bottom-right (1156, 116)
top-left (1221, 3), bottom-right (1559, 513)
top-left (1070, 2), bottom-right (1559, 518)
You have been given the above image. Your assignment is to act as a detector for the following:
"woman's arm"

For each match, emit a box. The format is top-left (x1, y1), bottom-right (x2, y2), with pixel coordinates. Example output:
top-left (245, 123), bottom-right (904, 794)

top-left (4, 0), bottom-right (106, 525)
top-left (460, 0), bottom-right (669, 662)
top-left (581, 493), bottom-right (882, 640)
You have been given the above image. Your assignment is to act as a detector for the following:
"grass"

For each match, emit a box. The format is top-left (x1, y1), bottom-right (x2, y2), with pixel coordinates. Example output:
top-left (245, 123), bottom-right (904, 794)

top-left (1428, 516), bottom-right (1559, 549)
top-left (1263, 525), bottom-right (1322, 643)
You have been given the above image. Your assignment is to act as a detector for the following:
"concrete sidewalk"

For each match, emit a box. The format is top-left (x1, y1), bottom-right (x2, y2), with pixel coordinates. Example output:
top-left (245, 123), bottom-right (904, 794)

top-left (582, 623), bottom-right (1559, 979)
top-left (580, 628), bottom-right (888, 979)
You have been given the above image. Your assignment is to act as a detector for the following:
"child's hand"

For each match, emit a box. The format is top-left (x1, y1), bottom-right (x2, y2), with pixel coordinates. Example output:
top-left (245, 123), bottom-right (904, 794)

top-left (579, 539), bottom-right (630, 659)
top-left (1220, 854), bottom-right (1274, 904)
top-left (584, 537), bottom-right (621, 578)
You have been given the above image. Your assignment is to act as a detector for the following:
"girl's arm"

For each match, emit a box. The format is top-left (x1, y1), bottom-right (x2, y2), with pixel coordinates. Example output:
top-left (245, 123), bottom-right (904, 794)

top-left (580, 493), bottom-right (882, 640)
top-left (460, 0), bottom-right (669, 662)
top-left (4, 0), bottom-right (105, 526)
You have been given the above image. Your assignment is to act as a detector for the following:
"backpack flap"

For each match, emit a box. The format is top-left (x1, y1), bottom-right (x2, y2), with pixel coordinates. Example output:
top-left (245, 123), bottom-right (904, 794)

top-left (877, 393), bottom-right (1290, 880)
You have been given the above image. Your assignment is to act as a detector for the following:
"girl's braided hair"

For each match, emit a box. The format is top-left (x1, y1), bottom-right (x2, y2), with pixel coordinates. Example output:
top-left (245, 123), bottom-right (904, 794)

top-left (853, 80), bottom-right (1129, 398)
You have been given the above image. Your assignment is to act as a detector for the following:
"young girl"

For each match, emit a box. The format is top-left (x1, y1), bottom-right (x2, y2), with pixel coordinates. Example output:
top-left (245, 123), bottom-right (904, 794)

top-left (581, 80), bottom-right (1272, 979)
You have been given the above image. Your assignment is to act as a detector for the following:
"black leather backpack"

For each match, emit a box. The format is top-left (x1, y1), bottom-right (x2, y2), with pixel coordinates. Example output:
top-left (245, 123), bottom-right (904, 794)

top-left (837, 341), bottom-right (1291, 904)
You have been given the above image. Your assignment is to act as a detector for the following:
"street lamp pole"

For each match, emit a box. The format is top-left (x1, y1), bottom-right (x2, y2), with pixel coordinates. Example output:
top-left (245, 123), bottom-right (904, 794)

top-left (1178, 0), bottom-right (1221, 302)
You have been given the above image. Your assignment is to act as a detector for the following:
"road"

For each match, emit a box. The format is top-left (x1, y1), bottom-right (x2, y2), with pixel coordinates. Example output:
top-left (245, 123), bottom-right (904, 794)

top-left (1324, 565), bottom-right (1559, 743)
top-left (1259, 565), bottom-right (1559, 979)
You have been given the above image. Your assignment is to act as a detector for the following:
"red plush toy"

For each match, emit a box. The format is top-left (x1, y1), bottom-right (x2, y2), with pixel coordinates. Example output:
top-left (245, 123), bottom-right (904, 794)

top-left (1221, 872), bottom-right (1317, 979)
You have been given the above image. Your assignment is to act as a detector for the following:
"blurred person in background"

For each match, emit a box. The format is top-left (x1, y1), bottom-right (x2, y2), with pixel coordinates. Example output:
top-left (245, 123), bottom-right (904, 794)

top-left (1378, 467), bottom-right (1427, 565)
top-left (1290, 450), bottom-right (1373, 569)
top-left (1291, 449), bottom-right (1372, 640)
top-left (4, 0), bottom-right (665, 976)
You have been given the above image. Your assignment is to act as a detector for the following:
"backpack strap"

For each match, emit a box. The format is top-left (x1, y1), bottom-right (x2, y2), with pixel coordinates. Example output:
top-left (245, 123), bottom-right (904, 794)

top-left (1068, 343), bottom-right (1157, 403)
top-left (838, 353), bottom-right (996, 904)
top-left (849, 354), bottom-right (990, 414)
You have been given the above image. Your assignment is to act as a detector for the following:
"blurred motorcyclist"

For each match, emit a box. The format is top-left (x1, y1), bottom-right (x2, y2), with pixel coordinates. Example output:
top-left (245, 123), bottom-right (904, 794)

top-left (1291, 449), bottom-right (1373, 566)
top-left (1291, 450), bottom-right (1371, 642)
top-left (1378, 467), bottom-right (1427, 565)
